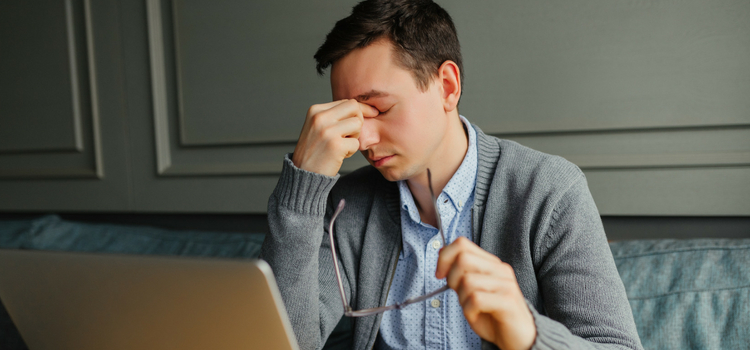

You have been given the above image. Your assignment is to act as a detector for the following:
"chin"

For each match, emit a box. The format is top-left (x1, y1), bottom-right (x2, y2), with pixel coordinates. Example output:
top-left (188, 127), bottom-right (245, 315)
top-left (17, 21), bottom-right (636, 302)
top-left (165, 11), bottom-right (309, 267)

top-left (375, 164), bottom-right (419, 183)
top-left (372, 166), bottom-right (404, 182)
top-left (375, 168), bottom-right (400, 182)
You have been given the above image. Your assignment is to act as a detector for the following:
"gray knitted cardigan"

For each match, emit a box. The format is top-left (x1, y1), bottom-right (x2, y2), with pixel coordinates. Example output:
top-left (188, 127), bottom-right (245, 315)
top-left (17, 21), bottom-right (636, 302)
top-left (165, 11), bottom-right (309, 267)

top-left (261, 125), bottom-right (643, 350)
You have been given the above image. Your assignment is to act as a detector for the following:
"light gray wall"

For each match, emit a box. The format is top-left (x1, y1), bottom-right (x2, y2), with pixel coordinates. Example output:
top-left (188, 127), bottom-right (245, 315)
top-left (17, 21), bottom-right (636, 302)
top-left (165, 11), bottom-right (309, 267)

top-left (0, 0), bottom-right (748, 216)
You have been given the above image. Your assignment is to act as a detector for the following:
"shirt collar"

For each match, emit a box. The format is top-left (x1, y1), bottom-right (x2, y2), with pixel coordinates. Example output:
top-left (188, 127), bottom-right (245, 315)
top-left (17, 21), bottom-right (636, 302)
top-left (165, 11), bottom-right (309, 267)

top-left (442, 115), bottom-right (478, 212)
top-left (398, 115), bottom-right (478, 223)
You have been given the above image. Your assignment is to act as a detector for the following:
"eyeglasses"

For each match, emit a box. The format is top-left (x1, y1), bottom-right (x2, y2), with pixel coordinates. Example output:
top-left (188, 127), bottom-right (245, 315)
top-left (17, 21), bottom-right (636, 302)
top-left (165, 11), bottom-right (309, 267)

top-left (328, 169), bottom-right (450, 317)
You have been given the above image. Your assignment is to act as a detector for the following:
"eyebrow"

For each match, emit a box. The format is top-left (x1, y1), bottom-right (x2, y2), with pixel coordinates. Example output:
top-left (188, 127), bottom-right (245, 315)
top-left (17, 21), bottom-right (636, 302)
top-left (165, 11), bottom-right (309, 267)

top-left (354, 90), bottom-right (390, 102)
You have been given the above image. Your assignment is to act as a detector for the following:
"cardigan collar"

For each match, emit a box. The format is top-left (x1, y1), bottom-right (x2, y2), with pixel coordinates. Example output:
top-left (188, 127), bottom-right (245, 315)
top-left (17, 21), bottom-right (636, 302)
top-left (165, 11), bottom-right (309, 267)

top-left (382, 123), bottom-right (502, 236)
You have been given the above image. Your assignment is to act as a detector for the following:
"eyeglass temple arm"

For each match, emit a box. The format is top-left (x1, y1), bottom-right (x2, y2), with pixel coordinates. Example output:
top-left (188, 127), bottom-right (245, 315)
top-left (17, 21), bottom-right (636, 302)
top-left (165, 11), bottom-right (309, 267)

top-left (399, 284), bottom-right (450, 307)
top-left (329, 199), bottom-right (351, 313)
top-left (344, 285), bottom-right (450, 317)
top-left (427, 169), bottom-right (447, 244)
top-left (334, 170), bottom-right (446, 318)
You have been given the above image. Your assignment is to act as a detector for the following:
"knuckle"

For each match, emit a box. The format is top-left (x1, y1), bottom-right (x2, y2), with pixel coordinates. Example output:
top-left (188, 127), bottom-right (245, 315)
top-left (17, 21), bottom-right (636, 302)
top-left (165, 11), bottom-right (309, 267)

top-left (455, 251), bottom-right (469, 267)
top-left (343, 138), bottom-right (359, 148)
top-left (466, 292), bottom-right (481, 306)
top-left (309, 112), bottom-right (324, 127)
top-left (317, 109), bottom-right (332, 121)
top-left (456, 252), bottom-right (472, 271)
top-left (318, 125), bottom-right (332, 139)
top-left (499, 262), bottom-right (514, 276)
top-left (500, 261), bottom-right (512, 271)
top-left (461, 274), bottom-right (477, 289)
top-left (306, 105), bottom-right (319, 117)
top-left (456, 236), bottom-right (471, 247)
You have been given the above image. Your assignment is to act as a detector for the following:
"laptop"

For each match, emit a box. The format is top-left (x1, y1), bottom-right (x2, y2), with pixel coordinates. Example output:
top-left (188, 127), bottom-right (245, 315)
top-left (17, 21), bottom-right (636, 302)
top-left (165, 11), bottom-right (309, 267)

top-left (0, 249), bottom-right (300, 350)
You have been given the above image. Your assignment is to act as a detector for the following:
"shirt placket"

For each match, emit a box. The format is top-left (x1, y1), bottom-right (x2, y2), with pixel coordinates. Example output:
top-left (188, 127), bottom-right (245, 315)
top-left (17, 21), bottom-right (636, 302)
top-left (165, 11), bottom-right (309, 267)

top-left (424, 192), bottom-right (456, 350)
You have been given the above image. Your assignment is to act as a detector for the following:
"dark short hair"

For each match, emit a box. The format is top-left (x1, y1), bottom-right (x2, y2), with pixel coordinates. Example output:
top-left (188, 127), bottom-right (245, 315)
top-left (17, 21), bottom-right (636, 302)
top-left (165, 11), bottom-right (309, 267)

top-left (314, 0), bottom-right (463, 92)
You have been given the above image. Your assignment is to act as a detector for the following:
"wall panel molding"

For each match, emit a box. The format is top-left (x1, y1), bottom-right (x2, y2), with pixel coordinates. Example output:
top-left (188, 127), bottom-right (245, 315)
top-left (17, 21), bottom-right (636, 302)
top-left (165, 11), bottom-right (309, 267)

top-left (449, 0), bottom-right (750, 136)
top-left (146, 0), bottom-right (173, 174)
top-left (137, 0), bottom-right (749, 216)
top-left (145, 0), bottom-right (336, 176)
top-left (145, 0), bottom-right (750, 177)
top-left (0, 0), bottom-right (102, 179)
top-left (496, 124), bottom-right (750, 170)
top-left (565, 152), bottom-right (750, 170)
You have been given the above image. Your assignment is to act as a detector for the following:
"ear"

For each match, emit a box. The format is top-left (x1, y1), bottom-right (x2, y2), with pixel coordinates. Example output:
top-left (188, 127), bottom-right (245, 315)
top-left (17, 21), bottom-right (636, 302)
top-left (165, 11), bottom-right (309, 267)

top-left (437, 60), bottom-right (461, 112)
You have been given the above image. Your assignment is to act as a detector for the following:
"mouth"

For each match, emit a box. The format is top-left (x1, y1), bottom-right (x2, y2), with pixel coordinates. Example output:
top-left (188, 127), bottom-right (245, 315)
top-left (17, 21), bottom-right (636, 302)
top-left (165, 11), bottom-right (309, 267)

top-left (369, 155), bottom-right (394, 167)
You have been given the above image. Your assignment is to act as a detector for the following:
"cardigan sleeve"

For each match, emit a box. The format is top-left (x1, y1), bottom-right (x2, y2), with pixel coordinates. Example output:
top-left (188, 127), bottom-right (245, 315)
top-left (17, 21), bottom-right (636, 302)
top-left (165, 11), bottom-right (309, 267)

top-left (528, 175), bottom-right (644, 350)
top-left (260, 155), bottom-right (350, 350)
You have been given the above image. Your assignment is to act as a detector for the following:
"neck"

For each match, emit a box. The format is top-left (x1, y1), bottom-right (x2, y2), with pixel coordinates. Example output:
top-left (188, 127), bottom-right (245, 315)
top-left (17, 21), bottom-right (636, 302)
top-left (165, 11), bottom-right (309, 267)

top-left (406, 112), bottom-right (468, 227)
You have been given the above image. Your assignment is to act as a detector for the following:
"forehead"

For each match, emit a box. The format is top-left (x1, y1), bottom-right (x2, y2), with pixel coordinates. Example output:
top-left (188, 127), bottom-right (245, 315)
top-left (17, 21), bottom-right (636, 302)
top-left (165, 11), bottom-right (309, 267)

top-left (330, 39), bottom-right (414, 101)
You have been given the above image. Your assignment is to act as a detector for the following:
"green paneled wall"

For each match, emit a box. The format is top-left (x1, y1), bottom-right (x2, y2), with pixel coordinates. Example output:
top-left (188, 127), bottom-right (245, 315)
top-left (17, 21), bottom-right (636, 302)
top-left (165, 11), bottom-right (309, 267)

top-left (0, 0), bottom-right (748, 215)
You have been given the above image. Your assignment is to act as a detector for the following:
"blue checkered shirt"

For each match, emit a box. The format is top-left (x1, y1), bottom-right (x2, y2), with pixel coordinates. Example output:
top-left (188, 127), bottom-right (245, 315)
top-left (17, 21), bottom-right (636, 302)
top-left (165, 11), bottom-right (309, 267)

top-left (376, 116), bottom-right (481, 350)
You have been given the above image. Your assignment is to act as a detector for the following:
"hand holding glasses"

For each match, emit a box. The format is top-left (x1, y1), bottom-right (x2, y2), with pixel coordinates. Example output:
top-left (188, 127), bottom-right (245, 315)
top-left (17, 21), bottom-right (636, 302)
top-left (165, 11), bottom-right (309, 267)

top-left (328, 169), bottom-right (449, 317)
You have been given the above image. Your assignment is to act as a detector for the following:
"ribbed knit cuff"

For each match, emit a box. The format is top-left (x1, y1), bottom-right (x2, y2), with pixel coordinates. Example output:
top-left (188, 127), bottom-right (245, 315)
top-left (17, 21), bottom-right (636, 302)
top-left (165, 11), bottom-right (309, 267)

top-left (272, 154), bottom-right (340, 216)
top-left (526, 299), bottom-right (572, 350)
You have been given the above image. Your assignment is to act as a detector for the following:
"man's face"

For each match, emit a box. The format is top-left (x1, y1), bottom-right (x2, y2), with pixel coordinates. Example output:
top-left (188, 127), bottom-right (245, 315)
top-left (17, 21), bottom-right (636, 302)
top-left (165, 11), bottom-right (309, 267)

top-left (330, 39), bottom-right (449, 182)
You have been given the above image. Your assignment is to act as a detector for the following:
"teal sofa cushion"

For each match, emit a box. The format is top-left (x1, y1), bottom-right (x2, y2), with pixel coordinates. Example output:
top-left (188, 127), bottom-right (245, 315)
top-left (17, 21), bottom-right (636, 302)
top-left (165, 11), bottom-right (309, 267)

top-left (2, 216), bottom-right (748, 350)
top-left (610, 239), bottom-right (750, 350)
top-left (6, 215), bottom-right (265, 257)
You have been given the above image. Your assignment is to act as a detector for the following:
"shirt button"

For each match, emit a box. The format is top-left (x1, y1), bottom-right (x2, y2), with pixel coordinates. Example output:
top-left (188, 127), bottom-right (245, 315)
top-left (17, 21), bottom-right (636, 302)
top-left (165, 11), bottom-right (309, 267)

top-left (430, 299), bottom-right (441, 308)
top-left (431, 240), bottom-right (441, 249)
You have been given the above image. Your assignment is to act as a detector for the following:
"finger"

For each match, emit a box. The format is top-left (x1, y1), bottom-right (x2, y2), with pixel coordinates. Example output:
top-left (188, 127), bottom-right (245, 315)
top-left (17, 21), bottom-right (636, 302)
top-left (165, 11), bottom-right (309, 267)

top-left (436, 237), bottom-right (501, 279)
top-left (358, 102), bottom-right (380, 118)
top-left (325, 99), bottom-right (365, 122)
top-left (462, 290), bottom-right (506, 325)
top-left (307, 99), bottom-right (350, 118)
top-left (461, 289), bottom-right (537, 349)
top-left (308, 100), bottom-right (362, 129)
top-left (445, 252), bottom-right (509, 290)
top-left (329, 115), bottom-right (363, 140)
top-left (455, 272), bottom-right (507, 305)
top-left (340, 137), bottom-right (360, 159)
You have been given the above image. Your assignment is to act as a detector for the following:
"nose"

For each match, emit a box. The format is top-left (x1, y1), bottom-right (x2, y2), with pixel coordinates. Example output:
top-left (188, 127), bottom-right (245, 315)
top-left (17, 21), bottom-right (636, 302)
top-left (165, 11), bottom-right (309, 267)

top-left (358, 117), bottom-right (379, 151)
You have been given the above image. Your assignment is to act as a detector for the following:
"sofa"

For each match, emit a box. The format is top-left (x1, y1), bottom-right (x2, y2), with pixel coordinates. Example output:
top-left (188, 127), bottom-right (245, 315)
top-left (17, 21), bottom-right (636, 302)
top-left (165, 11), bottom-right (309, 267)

top-left (1, 215), bottom-right (748, 350)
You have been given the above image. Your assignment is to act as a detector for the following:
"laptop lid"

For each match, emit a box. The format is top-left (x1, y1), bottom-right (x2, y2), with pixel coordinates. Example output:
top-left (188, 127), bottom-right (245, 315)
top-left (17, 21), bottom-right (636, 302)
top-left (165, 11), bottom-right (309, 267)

top-left (0, 249), bottom-right (299, 350)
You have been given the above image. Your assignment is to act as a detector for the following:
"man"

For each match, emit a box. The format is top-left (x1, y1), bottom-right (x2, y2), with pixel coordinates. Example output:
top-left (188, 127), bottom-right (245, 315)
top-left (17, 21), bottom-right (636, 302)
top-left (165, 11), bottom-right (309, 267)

top-left (261, 1), bottom-right (643, 349)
